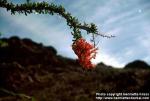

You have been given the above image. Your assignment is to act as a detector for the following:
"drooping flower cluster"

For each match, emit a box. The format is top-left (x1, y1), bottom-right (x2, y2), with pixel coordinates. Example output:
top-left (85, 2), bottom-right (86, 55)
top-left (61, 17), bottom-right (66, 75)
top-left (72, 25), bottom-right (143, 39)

top-left (72, 38), bottom-right (98, 69)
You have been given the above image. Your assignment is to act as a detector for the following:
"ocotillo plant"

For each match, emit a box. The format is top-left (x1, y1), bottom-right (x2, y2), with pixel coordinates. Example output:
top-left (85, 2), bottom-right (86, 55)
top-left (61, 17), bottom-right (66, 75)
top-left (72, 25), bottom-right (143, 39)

top-left (0, 0), bottom-right (114, 69)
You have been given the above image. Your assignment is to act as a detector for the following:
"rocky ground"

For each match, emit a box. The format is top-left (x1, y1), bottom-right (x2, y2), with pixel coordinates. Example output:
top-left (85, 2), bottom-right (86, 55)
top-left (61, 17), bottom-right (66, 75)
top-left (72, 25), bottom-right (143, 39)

top-left (0, 36), bottom-right (150, 101)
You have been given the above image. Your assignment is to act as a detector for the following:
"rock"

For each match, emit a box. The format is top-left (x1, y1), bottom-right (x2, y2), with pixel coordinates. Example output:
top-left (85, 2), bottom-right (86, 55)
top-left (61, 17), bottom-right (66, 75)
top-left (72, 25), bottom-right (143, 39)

top-left (0, 36), bottom-right (150, 101)
top-left (124, 60), bottom-right (150, 69)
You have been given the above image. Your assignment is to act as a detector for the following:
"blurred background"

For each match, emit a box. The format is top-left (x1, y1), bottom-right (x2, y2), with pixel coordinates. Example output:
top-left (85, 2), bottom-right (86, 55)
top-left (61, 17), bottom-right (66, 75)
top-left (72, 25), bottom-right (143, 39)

top-left (0, 0), bottom-right (150, 67)
top-left (0, 1), bottom-right (150, 101)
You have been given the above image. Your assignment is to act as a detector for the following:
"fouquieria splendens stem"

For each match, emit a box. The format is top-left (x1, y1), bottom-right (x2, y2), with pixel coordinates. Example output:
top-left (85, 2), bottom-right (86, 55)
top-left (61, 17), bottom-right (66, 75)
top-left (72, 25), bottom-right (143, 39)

top-left (0, 0), bottom-right (115, 69)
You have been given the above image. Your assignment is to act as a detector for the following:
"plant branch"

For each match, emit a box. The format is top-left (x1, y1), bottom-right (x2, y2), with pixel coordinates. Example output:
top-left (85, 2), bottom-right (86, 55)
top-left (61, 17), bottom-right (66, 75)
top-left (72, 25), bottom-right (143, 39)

top-left (0, 0), bottom-right (114, 40)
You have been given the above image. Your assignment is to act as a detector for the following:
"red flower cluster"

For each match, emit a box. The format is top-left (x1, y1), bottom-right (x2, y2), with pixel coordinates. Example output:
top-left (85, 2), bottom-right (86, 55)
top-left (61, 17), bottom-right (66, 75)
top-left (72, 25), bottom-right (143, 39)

top-left (72, 38), bottom-right (98, 69)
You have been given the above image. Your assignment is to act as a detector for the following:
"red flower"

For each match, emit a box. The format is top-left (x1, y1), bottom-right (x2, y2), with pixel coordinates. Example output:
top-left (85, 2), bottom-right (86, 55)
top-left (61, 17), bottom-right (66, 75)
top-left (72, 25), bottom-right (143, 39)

top-left (72, 38), bottom-right (98, 69)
